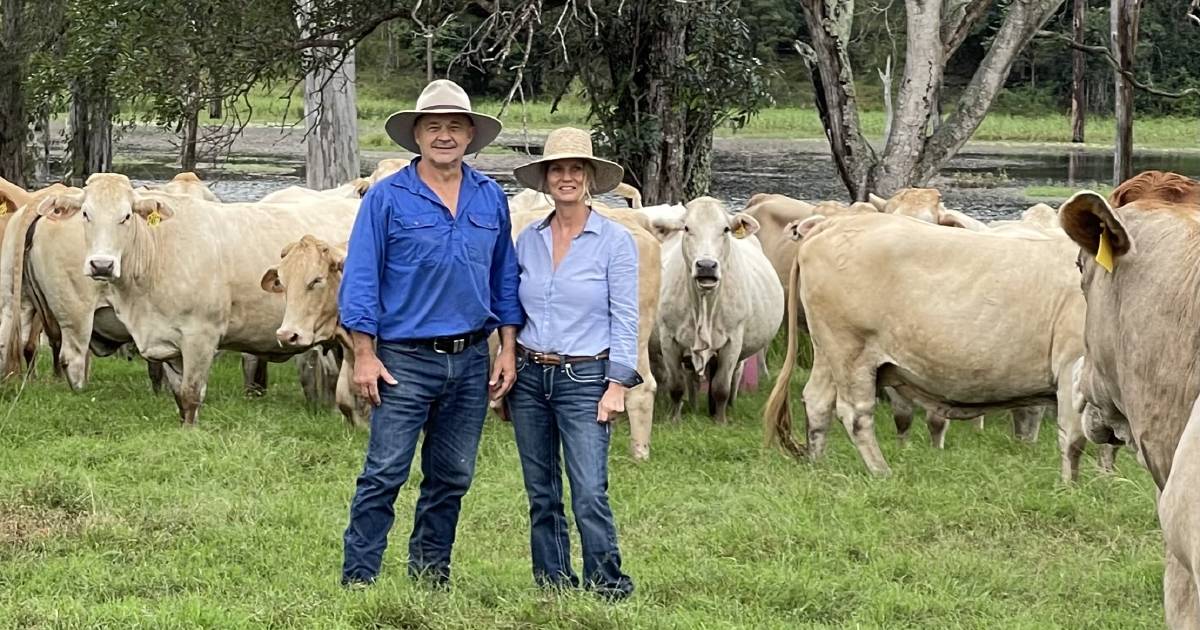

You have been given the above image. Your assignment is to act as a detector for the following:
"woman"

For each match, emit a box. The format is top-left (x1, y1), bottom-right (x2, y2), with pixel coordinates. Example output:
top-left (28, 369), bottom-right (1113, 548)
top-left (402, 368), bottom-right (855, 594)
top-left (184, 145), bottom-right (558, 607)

top-left (507, 126), bottom-right (641, 600)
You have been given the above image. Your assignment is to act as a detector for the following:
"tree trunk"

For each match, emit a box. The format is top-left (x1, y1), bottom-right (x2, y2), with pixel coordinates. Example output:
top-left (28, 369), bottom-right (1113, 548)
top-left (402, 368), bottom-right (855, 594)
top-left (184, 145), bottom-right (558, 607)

top-left (1111, 0), bottom-right (1141, 186)
top-left (640, 0), bottom-right (688, 204)
top-left (387, 22), bottom-right (399, 71)
top-left (425, 32), bottom-right (434, 82)
top-left (296, 2), bottom-right (360, 192)
top-left (181, 106), bottom-right (199, 172)
top-left (208, 97), bottom-right (222, 120)
top-left (1071, 0), bottom-right (1086, 143)
top-left (0, 0), bottom-right (28, 187)
top-left (34, 106), bottom-right (49, 183)
top-left (798, 0), bottom-right (877, 199)
top-left (878, 0), bottom-right (943, 192)
top-left (67, 83), bottom-right (113, 185)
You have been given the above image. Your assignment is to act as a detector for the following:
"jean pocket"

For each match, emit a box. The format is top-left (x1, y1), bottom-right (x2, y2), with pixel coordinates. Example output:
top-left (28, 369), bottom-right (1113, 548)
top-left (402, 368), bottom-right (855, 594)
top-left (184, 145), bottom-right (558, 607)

top-left (563, 360), bottom-right (607, 384)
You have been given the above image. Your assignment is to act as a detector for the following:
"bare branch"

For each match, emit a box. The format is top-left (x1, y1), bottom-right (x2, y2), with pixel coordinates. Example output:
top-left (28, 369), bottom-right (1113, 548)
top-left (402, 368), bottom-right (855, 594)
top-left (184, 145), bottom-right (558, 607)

top-left (941, 0), bottom-right (991, 61)
top-left (293, 9), bottom-right (408, 50)
top-left (1036, 30), bottom-right (1200, 98)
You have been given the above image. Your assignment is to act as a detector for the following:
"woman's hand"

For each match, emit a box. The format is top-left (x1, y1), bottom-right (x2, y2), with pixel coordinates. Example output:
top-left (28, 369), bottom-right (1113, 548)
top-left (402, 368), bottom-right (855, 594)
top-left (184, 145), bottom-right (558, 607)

top-left (597, 382), bottom-right (626, 424)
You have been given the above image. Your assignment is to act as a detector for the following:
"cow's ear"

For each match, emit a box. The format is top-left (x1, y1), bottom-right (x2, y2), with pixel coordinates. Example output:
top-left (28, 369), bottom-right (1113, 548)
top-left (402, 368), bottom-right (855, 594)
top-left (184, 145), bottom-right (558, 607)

top-left (280, 241), bottom-right (299, 259)
top-left (786, 215), bottom-right (826, 242)
top-left (868, 193), bottom-right (888, 212)
top-left (132, 198), bottom-right (174, 223)
top-left (36, 193), bottom-right (83, 221)
top-left (260, 267), bottom-right (283, 293)
top-left (1060, 191), bottom-right (1133, 264)
top-left (648, 216), bottom-right (684, 242)
top-left (352, 177), bottom-right (371, 198)
top-left (331, 249), bottom-right (346, 273)
top-left (728, 213), bottom-right (760, 239)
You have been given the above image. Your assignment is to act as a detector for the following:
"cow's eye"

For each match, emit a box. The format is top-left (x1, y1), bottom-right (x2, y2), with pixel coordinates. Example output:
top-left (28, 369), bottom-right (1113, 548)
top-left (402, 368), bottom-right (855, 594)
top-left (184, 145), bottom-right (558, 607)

top-left (682, 225), bottom-right (690, 233)
top-left (120, 213), bottom-right (131, 224)
top-left (724, 226), bottom-right (731, 233)
top-left (81, 211), bottom-right (90, 222)
top-left (307, 278), bottom-right (323, 290)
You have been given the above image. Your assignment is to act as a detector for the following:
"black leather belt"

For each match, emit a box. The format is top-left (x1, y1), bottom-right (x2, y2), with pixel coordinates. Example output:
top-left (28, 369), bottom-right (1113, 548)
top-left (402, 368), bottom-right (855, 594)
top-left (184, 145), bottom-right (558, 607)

top-left (399, 330), bottom-right (487, 354)
top-left (518, 344), bottom-right (609, 366)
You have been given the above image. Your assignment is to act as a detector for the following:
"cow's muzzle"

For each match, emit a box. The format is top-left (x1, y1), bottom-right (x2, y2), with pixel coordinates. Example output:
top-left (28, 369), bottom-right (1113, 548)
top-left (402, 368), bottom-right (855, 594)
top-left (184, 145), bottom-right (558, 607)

top-left (276, 327), bottom-right (312, 348)
top-left (693, 258), bottom-right (720, 289)
top-left (85, 256), bottom-right (118, 280)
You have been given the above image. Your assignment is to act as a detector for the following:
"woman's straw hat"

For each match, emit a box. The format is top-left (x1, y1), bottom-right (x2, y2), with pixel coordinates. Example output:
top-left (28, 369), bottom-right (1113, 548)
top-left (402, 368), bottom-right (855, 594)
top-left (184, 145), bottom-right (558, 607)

top-left (513, 127), bottom-right (624, 194)
top-left (384, 79), bottom-right (502, 155)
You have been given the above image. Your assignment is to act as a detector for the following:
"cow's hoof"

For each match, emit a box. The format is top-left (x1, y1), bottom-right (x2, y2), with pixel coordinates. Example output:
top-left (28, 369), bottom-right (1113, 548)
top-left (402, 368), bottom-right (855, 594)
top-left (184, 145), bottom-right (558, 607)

top-left (631, 444), bottom-right (650, 462)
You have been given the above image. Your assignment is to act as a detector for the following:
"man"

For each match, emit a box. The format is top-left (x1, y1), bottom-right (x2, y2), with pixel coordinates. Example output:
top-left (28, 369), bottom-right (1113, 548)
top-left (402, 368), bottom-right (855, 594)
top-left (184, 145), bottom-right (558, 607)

top-left (338, 79), bottom-right (522, 587)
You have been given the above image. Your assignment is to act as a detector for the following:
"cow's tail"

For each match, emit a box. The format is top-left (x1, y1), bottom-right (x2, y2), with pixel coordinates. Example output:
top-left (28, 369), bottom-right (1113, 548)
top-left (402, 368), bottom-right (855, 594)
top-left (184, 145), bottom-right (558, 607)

top-left (762, 253), bottom-right (806, 457)
top-left (2, 208), bottom-right (40, 380)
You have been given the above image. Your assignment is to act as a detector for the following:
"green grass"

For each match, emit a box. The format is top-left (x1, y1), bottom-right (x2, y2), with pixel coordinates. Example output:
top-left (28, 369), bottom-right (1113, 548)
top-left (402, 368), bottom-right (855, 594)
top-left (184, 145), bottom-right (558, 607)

top-left (228, 83), bottom-right (1200, 151)
top-left (1025, 183), bottom-right (1115, 203)
top-left (0, 346), bottom-right (1165, 628)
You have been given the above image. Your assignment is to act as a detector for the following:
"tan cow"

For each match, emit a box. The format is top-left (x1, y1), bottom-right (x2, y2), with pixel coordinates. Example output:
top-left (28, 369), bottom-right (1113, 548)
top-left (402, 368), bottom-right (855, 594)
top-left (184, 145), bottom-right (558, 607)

top-left (27, 173), bottom-right (359, 424)
top-left (507, 205), bottom-right (661, 460)
top-left (764, 211), bottom-right (1102, 483)
top-left (1059, 171), bottom-right (1200, 627)
top-left (159, 172), bottom-right (220, 202)
top-left (259, 235), bottom-right (367, 427)
top-left (0, 179), bottom-right (66, 377)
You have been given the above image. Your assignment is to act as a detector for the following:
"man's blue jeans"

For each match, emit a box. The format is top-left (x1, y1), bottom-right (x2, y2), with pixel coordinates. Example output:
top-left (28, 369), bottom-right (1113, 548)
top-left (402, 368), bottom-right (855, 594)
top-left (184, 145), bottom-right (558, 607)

top-left (507, 354), bottom-right (634, 599)
top-left (341, 339), bottom-right (489, 584)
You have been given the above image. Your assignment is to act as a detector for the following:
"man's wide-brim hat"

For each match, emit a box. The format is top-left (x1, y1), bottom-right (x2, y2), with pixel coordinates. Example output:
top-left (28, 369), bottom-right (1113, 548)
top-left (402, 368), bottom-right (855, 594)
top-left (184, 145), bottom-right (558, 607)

top-left (512, 127), bottom-right (625, 195)
top-left (384, 79), bottom-right (502, 155)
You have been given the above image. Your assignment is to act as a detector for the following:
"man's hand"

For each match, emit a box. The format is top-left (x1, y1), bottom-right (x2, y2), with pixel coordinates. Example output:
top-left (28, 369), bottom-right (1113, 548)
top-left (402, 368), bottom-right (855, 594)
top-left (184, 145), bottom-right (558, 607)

top-left (489, 326), bottom-right (519, 401)
top-left (598, 382), bottom-right (626, 424)
top-left (489, 347), bottom-right (516, 400)
top-left (351, 332), bottom-right (396, 406)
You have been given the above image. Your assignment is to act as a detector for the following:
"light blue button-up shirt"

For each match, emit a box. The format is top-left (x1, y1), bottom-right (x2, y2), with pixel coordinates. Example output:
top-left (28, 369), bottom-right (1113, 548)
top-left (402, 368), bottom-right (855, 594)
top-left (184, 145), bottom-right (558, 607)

top-left (515, 209), bottom-right (642, 387)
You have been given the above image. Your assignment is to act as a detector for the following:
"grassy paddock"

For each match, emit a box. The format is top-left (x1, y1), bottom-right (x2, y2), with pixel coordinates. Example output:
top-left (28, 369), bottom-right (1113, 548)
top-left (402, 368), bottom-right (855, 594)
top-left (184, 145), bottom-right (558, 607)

top-left (228, 87), bottom-right (1199, 151)
top-left (0, 344), bottom-right (1164, 628)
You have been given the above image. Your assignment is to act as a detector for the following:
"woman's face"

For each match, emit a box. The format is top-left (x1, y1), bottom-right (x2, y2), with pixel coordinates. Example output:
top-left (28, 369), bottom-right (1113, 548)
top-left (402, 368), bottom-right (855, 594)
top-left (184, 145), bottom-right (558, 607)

top-left (545, 159), bottom-right (589, 205)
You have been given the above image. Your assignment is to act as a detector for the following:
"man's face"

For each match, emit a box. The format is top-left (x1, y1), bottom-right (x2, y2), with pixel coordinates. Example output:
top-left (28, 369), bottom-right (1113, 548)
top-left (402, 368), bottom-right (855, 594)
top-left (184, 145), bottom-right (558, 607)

top-left (413, 113), bottom-right (475, 166)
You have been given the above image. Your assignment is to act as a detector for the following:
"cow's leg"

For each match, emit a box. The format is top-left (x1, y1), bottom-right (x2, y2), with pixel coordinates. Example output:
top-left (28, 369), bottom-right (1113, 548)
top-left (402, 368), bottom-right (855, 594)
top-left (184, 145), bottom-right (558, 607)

top-left (1164, 551), bottom-right (1200, 630)
top-left (709, 348), bottom-right (741, 425)
top-left (242, 353), bottom-right (268, 397)
top-left (927, 411), bottom-right (949, 450)
top-left (1012, 406), bottom-right (1043, 443)
top-left (885, 387), bottom-right (914, 445)
top-left (147, 360), bottom-right (165, 394)
top-left (971, 415), bottom-right (985, 431)
top-left (1055, 376), bottom-right (1086, 484)
top-left (660, 337), bottom-right (687, 422)
top-left (626, 342), bottom-right (656, 462)
top-left (176, 341), bottom-right (217, 426)
top-left (837, 367), bottom-right (890, 477)
top-left (802, 355), bottom-right (836, 461)
top-left (1097, 444), bottom-right (1117, 474)
top-left (336, 354), bottom-right (370, 429)
top-left (17, 301), bottom-right (39, 377)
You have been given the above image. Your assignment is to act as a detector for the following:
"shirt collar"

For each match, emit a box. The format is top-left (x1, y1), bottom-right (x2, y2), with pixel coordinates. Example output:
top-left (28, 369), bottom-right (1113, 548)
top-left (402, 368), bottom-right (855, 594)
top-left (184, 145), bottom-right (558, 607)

top-left (536, 207), bottom-right (603, 234)
top-left (391, 156), bottom-right (483, 195)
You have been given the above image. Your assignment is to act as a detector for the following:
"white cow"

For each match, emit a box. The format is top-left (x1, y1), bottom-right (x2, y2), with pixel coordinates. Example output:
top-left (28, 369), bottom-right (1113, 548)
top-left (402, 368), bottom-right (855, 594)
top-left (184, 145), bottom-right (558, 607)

top-left (651, 196), bottom-right (784, 424)
top-left (32, 173), bottom-right (359, 424)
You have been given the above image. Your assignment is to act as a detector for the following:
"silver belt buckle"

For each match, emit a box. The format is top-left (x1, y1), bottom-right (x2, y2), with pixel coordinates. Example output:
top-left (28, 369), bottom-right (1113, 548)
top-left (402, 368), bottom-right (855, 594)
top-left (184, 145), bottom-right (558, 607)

top-left (452, 338), bottom-right (466, 353)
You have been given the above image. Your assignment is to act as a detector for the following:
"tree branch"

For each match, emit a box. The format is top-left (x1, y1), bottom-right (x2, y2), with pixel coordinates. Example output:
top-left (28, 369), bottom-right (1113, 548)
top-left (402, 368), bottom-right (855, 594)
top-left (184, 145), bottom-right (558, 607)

top-left (1035, 30), bottom-right (1200, 98)
top-left (941, 0), bottom-right (991, 60)
top-left (293, 9), bottom-right (408, 50)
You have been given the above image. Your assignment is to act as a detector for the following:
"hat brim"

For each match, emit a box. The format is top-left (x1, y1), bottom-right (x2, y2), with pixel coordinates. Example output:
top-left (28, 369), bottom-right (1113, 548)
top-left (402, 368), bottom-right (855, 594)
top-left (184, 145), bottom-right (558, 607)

top-left (384, 109), bottom-right (503, 155)
top-left (513, 154), bottom-right (625, 195)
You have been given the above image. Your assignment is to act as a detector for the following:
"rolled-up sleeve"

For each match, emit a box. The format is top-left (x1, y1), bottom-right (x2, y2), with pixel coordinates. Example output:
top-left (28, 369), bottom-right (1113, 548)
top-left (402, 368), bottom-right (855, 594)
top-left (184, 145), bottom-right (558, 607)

top-left (606, 229), bottom-right (642, 387)
top-left (489, 188), bottom-right (524, 329)
top-left (337, 186), bottom-right (387, 337)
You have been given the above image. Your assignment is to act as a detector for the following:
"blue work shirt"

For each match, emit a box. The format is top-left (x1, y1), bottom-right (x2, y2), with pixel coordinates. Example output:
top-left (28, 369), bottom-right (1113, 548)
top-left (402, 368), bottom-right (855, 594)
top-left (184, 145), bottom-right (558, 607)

top-left (515, 209), bottom-right (642, 387)
top-left (338, 158), bottom-right (523, 341)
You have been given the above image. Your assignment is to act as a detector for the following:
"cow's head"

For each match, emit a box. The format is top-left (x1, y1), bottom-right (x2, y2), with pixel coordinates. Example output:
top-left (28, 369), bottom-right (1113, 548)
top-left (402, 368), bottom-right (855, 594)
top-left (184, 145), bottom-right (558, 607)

top-left (869, 188), bottom-right (943, 224)
top-left (261, 235), bottom-right (345, 348)
top-left (37, 174), bottom-right (175, 281)
top-left (1060, 190), bottom-right (1135, 279)
top-left (652, 196), bottom-right (758, 291)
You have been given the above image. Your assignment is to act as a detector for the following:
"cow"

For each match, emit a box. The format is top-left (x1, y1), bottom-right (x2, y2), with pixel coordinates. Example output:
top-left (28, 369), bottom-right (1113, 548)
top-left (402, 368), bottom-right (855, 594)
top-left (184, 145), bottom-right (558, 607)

top-left (763, 210), bottom-right (1103, 483)
top-left (29, 173), bottom-right (359, 424)
top-left (650, 196), bottom-right (784, 424)
top-left (507, 205), bottom-right (662, 460)
top-left (158, 171), bottom-right (221, 202)
top-left (1058, 170), bottom-right (1200, 627)
top-left (259, 235), bottom-right (367, 428)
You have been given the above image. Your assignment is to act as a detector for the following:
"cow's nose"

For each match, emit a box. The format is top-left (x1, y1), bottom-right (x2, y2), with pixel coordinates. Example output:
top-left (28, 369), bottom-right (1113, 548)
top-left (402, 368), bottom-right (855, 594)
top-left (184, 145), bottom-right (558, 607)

top-left (88, 258), bottom-right (114, 277)
top-left (694, 259), bottom-right (719, 275)
top-left (276, 329), bottom-right (302, 347)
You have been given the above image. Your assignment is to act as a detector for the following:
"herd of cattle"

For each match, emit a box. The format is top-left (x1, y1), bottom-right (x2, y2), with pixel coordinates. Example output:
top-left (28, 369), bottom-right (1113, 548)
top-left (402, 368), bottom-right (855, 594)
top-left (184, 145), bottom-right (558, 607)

top-left (0, 160), bottom-right (1199, 625)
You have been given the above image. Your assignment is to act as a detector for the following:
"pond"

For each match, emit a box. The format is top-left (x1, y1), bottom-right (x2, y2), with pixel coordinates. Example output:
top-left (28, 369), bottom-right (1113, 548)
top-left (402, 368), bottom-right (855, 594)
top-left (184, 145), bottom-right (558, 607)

top-left (103, 127), bottom-right (1200, 221)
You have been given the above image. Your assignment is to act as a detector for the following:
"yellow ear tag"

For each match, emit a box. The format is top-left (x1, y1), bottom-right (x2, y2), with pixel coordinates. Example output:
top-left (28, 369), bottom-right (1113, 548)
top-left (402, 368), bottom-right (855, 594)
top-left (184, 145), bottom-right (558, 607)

top-left (1095, 227), bottom-right (1114, 273)
top-left (733, 224), bottom-right (747, 238)
top-left (147, 210), bottom-right (162, 227)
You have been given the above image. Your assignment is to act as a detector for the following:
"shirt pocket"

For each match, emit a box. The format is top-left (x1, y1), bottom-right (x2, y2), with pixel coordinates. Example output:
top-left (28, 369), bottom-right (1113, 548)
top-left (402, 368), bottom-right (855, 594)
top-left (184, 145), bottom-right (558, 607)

top-left (391, 212), bottom-right (446, 265)
top-left (464, 211), bottom-right (500, 265)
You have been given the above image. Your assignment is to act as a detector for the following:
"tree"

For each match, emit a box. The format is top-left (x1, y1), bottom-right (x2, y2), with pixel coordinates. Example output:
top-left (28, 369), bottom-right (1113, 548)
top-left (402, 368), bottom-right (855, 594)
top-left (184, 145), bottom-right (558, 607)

top-left (1111, 0), bottom-right (1142, 185)
top-left (797, 0), bottom-right (1063, 199)
top-left (1071, 0), bottom-right (1085, 142)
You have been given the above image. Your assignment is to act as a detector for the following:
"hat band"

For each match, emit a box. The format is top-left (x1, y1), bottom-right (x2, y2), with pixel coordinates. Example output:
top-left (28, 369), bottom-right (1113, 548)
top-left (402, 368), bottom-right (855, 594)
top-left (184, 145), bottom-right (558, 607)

top-left (419, 104), bottom-right (469, 112)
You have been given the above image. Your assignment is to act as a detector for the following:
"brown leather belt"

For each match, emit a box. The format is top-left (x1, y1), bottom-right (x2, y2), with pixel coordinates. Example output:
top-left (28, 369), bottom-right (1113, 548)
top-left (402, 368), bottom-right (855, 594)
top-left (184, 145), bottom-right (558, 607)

top-left (518, 344), bottom-right (609, 366)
